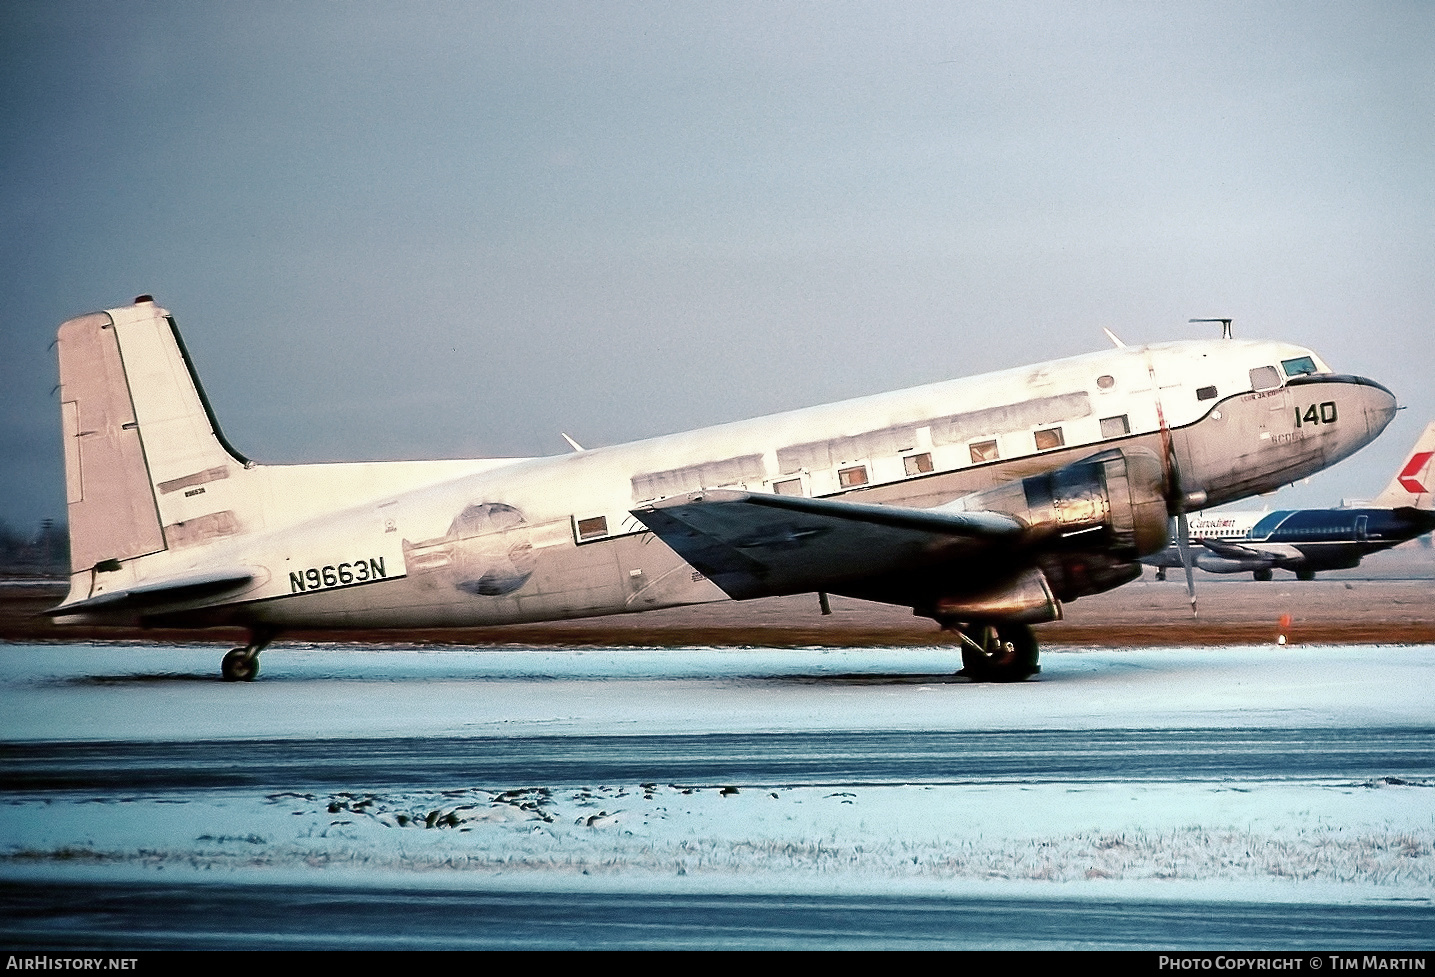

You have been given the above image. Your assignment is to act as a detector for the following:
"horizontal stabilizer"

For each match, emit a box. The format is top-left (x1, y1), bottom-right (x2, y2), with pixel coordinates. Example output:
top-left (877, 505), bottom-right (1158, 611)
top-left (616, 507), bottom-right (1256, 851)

top-left (47, 568), bottom-right (254, 617)
top-left (633, 489), bottom-right (1024, 600)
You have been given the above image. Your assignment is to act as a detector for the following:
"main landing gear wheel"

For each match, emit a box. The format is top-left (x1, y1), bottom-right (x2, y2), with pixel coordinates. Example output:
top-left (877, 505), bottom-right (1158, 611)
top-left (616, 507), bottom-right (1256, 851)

top-left (1253, 568), bottom-right (1273, 582)
top-left (954, 622), bottom-right (1040, 683)
top-left (221, 630), bottom-right (274, 682)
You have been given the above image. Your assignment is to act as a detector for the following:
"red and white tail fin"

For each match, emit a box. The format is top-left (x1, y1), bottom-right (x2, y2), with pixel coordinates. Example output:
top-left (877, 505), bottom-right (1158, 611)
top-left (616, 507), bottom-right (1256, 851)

top-left (1371, 421), bottom-right (1435, 510)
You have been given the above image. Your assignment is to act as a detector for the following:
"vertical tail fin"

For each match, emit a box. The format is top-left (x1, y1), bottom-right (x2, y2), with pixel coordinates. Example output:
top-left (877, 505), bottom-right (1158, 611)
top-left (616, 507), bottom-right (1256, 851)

top-left (57, 296), bottom-right (254, 576)
top-left (1370, 421), bottom-right (1435, 510)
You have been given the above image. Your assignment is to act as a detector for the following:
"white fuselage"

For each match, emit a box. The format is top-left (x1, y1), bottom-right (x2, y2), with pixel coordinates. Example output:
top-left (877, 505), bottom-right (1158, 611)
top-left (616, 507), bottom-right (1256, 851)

top-left (53, 298), bottom-right (1397, 633)
top-left (1186, 512), bottom-right (1268, 540)
top-left (60, 328), bottom-right (1395, 631)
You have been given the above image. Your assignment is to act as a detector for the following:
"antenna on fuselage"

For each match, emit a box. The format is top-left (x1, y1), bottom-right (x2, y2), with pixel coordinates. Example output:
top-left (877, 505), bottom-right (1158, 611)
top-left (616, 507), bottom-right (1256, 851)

top-left (1102, 327), bottom-right (1127, 348)
top-left (1190, 317), bottom-right (1234, 340)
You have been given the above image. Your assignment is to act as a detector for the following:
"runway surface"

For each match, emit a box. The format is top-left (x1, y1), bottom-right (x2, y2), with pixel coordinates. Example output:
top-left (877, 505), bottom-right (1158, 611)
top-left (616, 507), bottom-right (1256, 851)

top-left (3, 641), bottom-right (1433, 949)
top-left (5, 882), bottom-right (1431, 950)
top-left (4, 727), bottom-right (1433, 791)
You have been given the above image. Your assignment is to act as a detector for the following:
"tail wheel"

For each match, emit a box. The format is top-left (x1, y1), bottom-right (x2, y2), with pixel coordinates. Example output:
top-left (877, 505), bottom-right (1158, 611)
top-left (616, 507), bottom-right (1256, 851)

top-left (221, 629), bottom-right (275, 682)
top-left (221, 648), bottom-right (259, 682)
top-left (957, 622), bottom-right (1040, 683)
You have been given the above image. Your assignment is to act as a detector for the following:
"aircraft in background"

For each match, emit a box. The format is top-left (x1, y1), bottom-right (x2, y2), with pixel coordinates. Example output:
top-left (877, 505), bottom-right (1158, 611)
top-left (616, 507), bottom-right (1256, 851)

top-left (1143, 421), bottom-right (1435, 581)
top-left (49, 297), bottom-right (1397, 681)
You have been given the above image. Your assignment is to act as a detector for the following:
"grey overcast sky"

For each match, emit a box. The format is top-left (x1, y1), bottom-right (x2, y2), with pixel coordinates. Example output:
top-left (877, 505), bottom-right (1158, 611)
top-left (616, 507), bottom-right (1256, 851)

top-left (2, 1), bottom-right (1432, 531)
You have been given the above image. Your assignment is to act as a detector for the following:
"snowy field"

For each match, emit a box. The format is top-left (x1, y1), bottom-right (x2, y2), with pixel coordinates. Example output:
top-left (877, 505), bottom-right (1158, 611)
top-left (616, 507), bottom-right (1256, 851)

top-left (4, 640), bottom-right (1432, 740)
top-left (1, 641), bottom-right (1433, 929)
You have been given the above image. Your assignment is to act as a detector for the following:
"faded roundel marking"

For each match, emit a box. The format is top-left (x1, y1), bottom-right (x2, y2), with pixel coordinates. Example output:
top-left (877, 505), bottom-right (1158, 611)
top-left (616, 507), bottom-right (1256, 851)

top-left (402, 502), bottom-right (538, 597)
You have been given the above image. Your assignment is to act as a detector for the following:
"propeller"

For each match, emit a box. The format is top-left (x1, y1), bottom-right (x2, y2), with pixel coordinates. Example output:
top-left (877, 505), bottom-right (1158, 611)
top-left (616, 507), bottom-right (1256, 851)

top-left (1148, 352), bottom-right (1200, 618)
top-left (1175, 511), bottom-right (1197, 618)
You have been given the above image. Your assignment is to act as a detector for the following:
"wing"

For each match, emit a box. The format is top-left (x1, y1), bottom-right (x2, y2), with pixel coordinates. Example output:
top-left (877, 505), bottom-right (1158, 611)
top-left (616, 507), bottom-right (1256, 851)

top-left (631, 489), bottom-right (1024, 600)
top-left (1197, 537), bottom-right (1282, 566)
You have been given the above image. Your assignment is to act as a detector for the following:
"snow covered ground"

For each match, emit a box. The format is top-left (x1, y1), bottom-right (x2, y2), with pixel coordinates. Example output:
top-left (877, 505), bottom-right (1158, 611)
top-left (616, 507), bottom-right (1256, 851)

top-left (1, 641), bottom-right (1433, 908)
top-left (3, 641), bottom-right (1431, 740)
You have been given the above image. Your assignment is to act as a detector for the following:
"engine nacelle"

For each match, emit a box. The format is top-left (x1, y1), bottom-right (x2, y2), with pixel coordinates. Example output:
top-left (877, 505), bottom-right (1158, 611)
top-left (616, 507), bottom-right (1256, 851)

top-left (925, 447), bottom-right (1170, 612)
top-left (931, 567), bottom-right (1062, 624)
top-left (940, 446), bottom-right (1170, 561)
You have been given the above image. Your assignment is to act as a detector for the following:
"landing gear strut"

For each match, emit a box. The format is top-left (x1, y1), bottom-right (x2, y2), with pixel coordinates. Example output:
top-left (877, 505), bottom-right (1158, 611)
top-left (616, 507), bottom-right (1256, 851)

top-left (947, 621), bottom-right (1040, 682)
top-left (221, 630), bottom-right (274, 682)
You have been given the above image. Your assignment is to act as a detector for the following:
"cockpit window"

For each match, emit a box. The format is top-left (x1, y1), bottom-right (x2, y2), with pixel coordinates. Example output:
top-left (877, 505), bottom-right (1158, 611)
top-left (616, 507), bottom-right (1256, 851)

top-left (1281, 356), bottom-right (1318, 378)
top-left (1249, 366), bottom-right (1281, 391)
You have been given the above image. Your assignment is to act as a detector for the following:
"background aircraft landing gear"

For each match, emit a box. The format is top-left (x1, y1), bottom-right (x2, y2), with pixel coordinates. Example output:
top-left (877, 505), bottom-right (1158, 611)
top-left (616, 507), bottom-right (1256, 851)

top-left (1296, 569), bottom-right (1316, 581)
top-left (1253, 568), bottom-right (1273, 582)
top-left (950, 621), bottom-right (1040, 682)
top-left (221, 631), bottom-right (274, 682)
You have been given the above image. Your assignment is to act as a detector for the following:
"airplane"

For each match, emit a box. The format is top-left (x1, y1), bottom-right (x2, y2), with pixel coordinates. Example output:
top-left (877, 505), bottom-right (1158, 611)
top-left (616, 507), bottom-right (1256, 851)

top-left (1143, 421), bottom-right (1435, 581)
top-left (48, 296), bottom-right (1398, 682)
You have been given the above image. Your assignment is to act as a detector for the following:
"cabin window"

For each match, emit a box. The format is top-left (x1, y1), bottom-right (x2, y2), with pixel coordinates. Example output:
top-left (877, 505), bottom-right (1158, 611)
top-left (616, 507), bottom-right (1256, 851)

top-left (1197, 385), bottom-right (1217, 401)
top-left (904, 453), bottom-right (934, 476)
top-left (1034, 427), bottom-right (1064, 451)
top-left (1096, 374), bottom-right (1116, 389)
top-left (838, 466), bottom-right (869, 488)
top-left (1249, 366), bottom-right (1281, 391)
top-left (772, 478), bottom-right (803, 496)
top-left (1099, 415), bottom-right (1130, 438)
top-left (1281, 356), bottom-right (1318, 378)
top-left (970, 440), bottom-right (999, 463)
top-left (575, 515), bottom-right (608, 541)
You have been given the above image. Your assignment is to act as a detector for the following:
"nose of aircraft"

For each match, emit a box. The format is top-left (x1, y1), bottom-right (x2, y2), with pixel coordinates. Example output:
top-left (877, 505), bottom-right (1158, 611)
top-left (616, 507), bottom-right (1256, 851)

top-left (1295, 373), bottom-right (1398, 460)
top-left (1350, 375), bottom-right (1398, 441)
